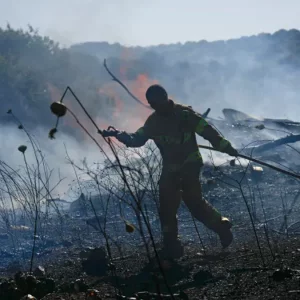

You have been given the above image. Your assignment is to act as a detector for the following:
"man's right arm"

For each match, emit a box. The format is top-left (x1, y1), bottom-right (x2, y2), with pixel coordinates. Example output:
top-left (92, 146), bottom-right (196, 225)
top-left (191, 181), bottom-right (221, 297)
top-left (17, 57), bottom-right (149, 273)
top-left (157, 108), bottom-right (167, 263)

top-left (116, 127), bottom-right (149, 148)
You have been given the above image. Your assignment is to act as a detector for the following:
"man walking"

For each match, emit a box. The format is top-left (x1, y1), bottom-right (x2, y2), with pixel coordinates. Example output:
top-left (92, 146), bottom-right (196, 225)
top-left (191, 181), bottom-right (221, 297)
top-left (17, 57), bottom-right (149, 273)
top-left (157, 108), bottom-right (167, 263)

top-left (103, 84), bottom-right (238, 259)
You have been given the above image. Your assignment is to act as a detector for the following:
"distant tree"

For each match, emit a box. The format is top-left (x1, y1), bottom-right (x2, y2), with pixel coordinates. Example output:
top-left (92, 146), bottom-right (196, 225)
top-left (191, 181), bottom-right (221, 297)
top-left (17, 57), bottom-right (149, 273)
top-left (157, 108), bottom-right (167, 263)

top-left (0, 24), bottom-right (104, 136)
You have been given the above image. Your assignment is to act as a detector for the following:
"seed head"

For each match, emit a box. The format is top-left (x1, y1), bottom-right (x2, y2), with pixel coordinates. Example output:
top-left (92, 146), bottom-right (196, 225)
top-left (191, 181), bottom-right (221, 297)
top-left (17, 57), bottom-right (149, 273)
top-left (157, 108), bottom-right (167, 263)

top-left (50, 102), bottom-right (67, 117)
top-left (18, 145), bottom-right (27, 153)
top-left (48, 128), bottom-right (57, 140)
top-left (125, 223), bottom-right (135, 233)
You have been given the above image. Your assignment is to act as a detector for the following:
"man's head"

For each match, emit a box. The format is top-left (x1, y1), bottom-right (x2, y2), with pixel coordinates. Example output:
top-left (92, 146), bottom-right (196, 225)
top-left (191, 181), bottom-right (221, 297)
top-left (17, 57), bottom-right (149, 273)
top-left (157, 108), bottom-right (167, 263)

top-left (146, 84), bottom-right (171, 114)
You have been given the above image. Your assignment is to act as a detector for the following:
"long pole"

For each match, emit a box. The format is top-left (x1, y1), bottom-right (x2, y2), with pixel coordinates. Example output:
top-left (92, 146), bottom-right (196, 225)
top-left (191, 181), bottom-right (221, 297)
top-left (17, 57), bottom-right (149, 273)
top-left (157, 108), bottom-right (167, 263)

top-left (198, 144), bottom-right (300, 180)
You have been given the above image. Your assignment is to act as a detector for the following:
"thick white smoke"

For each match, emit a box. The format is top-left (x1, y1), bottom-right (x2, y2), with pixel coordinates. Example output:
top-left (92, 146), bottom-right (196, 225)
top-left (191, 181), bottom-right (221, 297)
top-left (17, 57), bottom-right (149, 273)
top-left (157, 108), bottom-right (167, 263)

top-left (0, 124), bottom-right (107, 202)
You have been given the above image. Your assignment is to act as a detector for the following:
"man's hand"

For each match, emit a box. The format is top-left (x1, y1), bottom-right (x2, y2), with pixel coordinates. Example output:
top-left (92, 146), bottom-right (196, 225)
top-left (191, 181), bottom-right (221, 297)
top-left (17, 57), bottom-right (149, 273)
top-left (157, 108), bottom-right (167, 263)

top-left (101, 126), bottom-right (132, 146)
top-left (102, 127), bottom-right (120, 138)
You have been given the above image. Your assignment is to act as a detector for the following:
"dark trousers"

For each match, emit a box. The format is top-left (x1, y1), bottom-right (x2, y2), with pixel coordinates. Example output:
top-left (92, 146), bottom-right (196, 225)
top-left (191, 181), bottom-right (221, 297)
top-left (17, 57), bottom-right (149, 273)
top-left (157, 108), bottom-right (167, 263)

top-left (159, 162), bottom-right (224, 246)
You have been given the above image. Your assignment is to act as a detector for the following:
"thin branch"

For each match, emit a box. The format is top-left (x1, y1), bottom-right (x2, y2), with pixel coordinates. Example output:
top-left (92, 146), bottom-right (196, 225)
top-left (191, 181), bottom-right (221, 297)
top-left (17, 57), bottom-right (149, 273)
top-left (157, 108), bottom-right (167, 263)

top-left (103, 59), bottom-right (152, 110)
top-left (198, 144), bottom-right (300, 180)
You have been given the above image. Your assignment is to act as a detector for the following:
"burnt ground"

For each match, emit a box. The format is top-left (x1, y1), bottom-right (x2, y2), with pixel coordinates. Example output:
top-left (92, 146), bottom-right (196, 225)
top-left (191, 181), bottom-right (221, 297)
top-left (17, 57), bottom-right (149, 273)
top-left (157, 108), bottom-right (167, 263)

top-left (10, 235), bottom-right (300, 300)
top-left (1, 161), bottom-right (300, 299)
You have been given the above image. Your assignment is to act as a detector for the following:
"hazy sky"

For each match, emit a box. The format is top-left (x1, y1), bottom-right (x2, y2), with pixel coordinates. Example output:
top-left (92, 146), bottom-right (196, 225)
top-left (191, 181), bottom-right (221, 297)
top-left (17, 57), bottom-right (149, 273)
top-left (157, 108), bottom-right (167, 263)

top-left (1, 0), bottom-right (300, 46)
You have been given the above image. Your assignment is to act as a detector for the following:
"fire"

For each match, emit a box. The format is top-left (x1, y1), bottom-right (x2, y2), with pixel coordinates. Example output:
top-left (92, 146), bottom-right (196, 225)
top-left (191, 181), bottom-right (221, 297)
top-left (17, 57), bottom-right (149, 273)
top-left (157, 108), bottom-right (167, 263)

top-left (47, 53), bottom-right (160, 148)
top-left (128, 74), bottom-right (158, 107)
top-left (97, 48), bottom-right (160, 134)
top-left (97, 73), bottom-right (157, 133)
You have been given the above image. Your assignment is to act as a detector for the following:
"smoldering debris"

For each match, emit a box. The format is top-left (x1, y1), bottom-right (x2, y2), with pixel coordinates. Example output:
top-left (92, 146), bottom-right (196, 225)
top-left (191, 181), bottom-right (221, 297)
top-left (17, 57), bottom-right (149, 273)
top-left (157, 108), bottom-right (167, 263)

top-left (203, 107), bottom-right (300, 168)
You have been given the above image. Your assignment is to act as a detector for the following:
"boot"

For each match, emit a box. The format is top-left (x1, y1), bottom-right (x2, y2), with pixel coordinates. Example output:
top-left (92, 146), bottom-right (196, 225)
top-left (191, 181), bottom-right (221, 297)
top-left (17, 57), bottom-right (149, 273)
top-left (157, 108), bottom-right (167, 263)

top-left (161, 238), bottom-right (184, 260)
top-left (218, 217), bottom-right (233, 248)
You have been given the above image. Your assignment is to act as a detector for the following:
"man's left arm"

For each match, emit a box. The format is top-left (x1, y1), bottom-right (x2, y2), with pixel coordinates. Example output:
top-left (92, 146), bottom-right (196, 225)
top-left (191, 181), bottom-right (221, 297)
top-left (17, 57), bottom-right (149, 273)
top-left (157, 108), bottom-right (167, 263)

top-left (183, 108), bottom-right (238, 156)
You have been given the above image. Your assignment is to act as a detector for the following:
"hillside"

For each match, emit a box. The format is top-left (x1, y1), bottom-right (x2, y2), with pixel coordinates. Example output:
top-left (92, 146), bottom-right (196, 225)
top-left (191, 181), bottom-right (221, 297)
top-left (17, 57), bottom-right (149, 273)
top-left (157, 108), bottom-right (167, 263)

top-left (70, 29), bottom-right (300, 122)
top-left (70, 29), bottom-right (300, 66)
top-left (1, 26), bottom-right (300, 141)
top-left (0, 25), bottom-right (109, 136)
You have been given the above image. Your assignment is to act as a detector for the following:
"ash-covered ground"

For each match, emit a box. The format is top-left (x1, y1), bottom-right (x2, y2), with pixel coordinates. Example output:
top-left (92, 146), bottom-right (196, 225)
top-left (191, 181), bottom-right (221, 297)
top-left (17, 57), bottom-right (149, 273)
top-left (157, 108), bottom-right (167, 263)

top-left (1, 160), bottom-right (300, 299)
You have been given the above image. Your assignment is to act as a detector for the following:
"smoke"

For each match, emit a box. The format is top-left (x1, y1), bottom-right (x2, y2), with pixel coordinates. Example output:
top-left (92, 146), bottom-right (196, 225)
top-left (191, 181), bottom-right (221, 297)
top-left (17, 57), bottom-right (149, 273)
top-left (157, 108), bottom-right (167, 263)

top-left (3, 28), bottom-right (300, 203)
top-left (140, 32), bottom-right (300, 122)
top-left (75, 32), bottom-right (300, 169)
top-left (0, 124), bottom-right (107, 202)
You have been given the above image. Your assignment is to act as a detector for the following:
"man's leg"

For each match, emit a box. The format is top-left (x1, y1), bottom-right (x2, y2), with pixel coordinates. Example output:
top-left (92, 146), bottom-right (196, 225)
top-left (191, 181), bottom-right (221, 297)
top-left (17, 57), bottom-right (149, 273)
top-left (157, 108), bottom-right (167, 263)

top-left (159, 169), bottom-right (183, 258)
top-left (181, 162), bottom-right (233, 248)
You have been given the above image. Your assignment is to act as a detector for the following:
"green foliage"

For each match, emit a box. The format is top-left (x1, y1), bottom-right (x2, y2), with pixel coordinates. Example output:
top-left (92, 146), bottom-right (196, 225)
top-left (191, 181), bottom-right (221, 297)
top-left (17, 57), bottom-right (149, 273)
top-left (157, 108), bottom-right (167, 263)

top-left (0, 24), bottom-right (104, 130)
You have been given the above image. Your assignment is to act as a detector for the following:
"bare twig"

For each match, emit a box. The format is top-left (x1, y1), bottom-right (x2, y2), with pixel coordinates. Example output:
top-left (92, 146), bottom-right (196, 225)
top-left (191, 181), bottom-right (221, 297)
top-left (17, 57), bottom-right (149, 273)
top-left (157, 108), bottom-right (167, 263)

top-left (103, 59), bottom-right (152, 110)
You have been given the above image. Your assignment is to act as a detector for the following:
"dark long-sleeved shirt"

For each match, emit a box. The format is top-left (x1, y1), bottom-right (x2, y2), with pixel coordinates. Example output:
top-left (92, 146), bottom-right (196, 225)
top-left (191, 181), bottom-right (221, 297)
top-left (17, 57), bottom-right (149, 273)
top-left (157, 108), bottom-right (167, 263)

top-left (120, 100), bottom-right (233, 170)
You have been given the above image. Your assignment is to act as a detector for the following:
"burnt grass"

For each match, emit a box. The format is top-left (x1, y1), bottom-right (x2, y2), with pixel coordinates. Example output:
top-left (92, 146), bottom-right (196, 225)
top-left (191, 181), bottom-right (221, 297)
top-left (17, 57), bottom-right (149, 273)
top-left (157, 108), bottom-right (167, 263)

top-left (1, 163), bottom-right (300, 299)
top-left (30, 237), bottom-right (300, 300)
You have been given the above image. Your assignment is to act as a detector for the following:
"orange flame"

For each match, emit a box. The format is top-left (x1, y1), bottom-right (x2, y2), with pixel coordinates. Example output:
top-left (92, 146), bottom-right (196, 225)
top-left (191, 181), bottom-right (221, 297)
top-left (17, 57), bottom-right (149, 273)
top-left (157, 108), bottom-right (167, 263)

top-left (129, 74), bottom-right (159, 107)
top-left (47, 48), bottom-right (160, 147)
top-left (96, 70), bottom-right (158, 133)
top-left (97, 48), bottom-right (159, 133)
